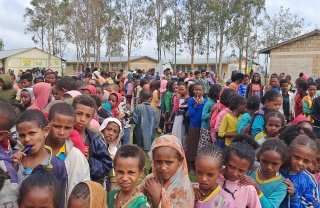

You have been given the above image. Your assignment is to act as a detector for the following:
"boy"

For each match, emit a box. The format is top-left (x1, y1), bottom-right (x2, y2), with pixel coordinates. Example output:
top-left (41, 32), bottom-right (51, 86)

top-left (279, 79), bottom-right (294, 122)
top-left (0, 102), bottom-right (19, 206)
top-left (198, 69), bottom-right (210, 98)
top-left (45, 102), bottom-right (90, 197)
top-left (238, 74), bottom-right (250, 97)
top-left (0, 74), bottom-right (17, 104)
top-left (132, 90), bottom-right (158, 152)
top-left (302, 81), bottom-right (317, 123)
top-left (72, 95), bottom-right (113, 184)
top-left (194, 71), bottom-right (201, 82)
top-left (46, 72), bottom-right (58, 87)
top-left (124, 73), bottom-right (134, 105)
top-left (16, 73), bottom-right (33, 103)
top-left (164, 68), bottom-right (172, 81)
top-left (54, 77), bottom-right (77, 100)
top-left (229, 72), bottom-right (244, 92)
top-left (294, 78), bottom-right (308, 117)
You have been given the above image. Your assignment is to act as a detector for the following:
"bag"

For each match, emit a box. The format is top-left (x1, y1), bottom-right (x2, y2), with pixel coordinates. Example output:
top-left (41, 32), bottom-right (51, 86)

top-left (246, 109), bottom-right (265, 135)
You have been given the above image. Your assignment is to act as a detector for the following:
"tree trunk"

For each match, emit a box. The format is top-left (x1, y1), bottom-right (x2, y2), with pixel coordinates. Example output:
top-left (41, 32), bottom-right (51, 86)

top-left (191, 33), bottom-right (195, 72)
top-left (238, 49), bottom-right (242, 73)
top-left (218, 25), bottom-right (224, 80)
top-left (206, 23), bottom-right (210, 70)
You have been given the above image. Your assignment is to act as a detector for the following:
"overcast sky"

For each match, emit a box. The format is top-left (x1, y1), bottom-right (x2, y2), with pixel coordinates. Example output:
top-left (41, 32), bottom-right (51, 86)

top-left (0, 0), bottom-right (319, 61)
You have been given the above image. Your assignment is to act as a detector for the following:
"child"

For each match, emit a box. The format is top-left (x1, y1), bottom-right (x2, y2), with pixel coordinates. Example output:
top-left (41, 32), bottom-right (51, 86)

top-left (0, 102), bottom-right (19, 206)
top-left (45, 102), bottom-right (90, 198)
top-left (94, 84), bottom-right (103, 99)
top-left (237, 95), bottom-right (260, 133)
top-left (302, 81), bottom-right (317, 123)
top-left (54, 77), bottom-right (77, 100)
top-left (99, 117), bottom-right (122, 191)
top-left (185, 83), bottom-right (207, 173)
top-left (311, 140), bottom-right (320, 184)
top-left (217, 135), bottom-right (261, 207)
top-left (256, 110), bottom-right (285, 145)
top-left (238, 74), bottom-right (250, 97)
top-left (163, 81), bottom-right (175, 133)
top-left (279, 79), bottom-right (294, 123)
top-left (229, 72), bottom-right (244, 92)
top-left (264, 74), bottom-right (280, 93)
top-left (294, 78), bottom-right (308, 117)
top-left (11, 110), bottom-right (67, 207)
top-left (194, 144), bottom-right (234, 207)
top-left (218, 95), bottom-right (247, 146)
top-left (28, 82), bottom-right (52, 111)
top-left (107, 145), bottom-right (150, 207)
top-left (108, 93), bottom-right (122, 118)
top-left (141, 135), bottom-right (194, 207)
top-left (18, 166), bottom-right (61, 208)
top-left (124, 73), bottom-right (134, 105)
top-left (172, 82), bottom-right (189, 143)
top-left (72, 95), bottom-right (113, 184)
top-left (249, 89), bottom-right (282, 137)
top-left (280, 135), bottom-right (319, 207)
top-left (242, 139), bottom-right (288, 208)
top-left (68, 181), bottom-right (107, 208)
top-left (132, 90), bottom-right (158, 152)
top-left (16, 73), bottom-right (33, 103)
top-left (47, 72), bottom-right (58, 87)
top-left (245, 72), bottom-right (264, 98)
top-left (279, 124), bottom-right (318, 147)
top-left (198, 84), bottom-right (221, 151)
top-left (150, 81), bottom-right (160, 110)
top-left (0, 74), bottom-right (17, 104)
top-left (20, 88), bottom-right (34, 109)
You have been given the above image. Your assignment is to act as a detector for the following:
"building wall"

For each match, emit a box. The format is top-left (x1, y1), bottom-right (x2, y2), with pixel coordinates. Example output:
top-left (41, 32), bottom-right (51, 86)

top-left (269, 34), bottom-right (320, 79)
top-left (4, 48), bottom-right (62, 75)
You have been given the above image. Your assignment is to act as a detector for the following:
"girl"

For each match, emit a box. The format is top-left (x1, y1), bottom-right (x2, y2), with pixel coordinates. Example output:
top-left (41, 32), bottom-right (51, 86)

top-left (310, 140), bottom-right (320, 184)
top-left (68, 181), bottom-right (107, 208)
top-left (256, 110), bottom-right (285, 145)
top-left (11, 110), bottom-right (68, 208)
top-left (185, 83), bottom-right (207, 173)
top-left (241, 139), bottom-right (288, 208)
top-left (99, 117), bottom-right (122, 191)
top-left (249, 89), bottom-right (282, 137)
top-left (18, 165), bottom-right (61, 208)
top-left (108, 92), bottom-right (122, 118)
top-left (28, 82), bottom-right (52, 111)
top-left (264, 74), bottom-right (280, 93)
top-left (302, 81), bottom-right (317, 123)
top-left (141, 135), bottom-right (194, 207)
top-left (198, 84), bottom-right (222, 151)
top-left (172, 82), bottom-right (189, 143)
top-left (237, 95), bottom-right (260, 133)
top-left (217, 135), bottom-right (261, 207)
top-left (20, 88), bottom-right (34, 109)
top-left (163, 81), bottom-right (175, 133)
top-left (245, 72), bottom-right (264, 98)
top-left (279, 124), bottom-right (318, 147)
top-left (150, 81), bottom-right (160, 110)
top-left (218, 95), bottom-right (247, 147)
top-left (280, 135), bottom-right (319, 207)
top-left (194, 144), bottom-right (234, 207)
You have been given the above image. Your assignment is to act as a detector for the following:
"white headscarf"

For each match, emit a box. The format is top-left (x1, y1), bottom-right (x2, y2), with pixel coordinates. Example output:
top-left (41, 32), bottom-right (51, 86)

top-left (99, 118), bottom-right (122, 155)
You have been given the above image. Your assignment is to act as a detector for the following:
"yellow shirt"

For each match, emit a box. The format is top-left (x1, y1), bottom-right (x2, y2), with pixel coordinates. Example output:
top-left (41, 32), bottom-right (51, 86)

top-left (218, 113), bottom-right (239, 146)
top-left (56, 144), bottom-right (67, 161)
top-left (150, 90), bottom-right (159, 110)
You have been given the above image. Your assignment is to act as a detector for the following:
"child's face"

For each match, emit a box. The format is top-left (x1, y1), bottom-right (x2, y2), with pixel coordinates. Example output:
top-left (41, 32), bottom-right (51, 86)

top-left (312, 153), bottom-right (320, 173)
top-left (195, 73), bottom-right (201, 79)
top-left (242, 77), bottom-right (249, 85)
top-left (115, 156), bottom-right (144, 193)
top-left (289, 145), bottom-right (315, 173)
top-left (17, 121), bottom-right (49, 155)
top-left (142, 84), bottom-right (150, 91)
top-left (280, 83), bottom-right (288, 93)
top-left (201, 72), bottom-right (206, 78)
top-left (259, 150), bottom-right (283, 178)
top-left (238, 103), bottom-right (247, 114)
top-left (53, 88), bottom-right (65, 101)
top-left (196, 156), bottom-right (222, 193)
top-left (265, 117), bottom-right (282, 137)
top-left (270, 78), bottom-right (279, 87)
top-left (178, 85), bottom-right (187, 97)
top-left (82, 89), bottom-right (91, 95)
top-left (19, 187), bottom-right (55, 208)
top-left (74, 104), bottom-right (94, 132)
top-left (253, 74), bottom-right (260, 83)
top-left (224, 152), bottom-right (250, 182)
top-left (265, 97), bottom-right (282, 111)
top-left (47, 74), bottom-right (57, 84)
top-left (96, 88), bottom-right (103, 99)
top-left (173, 84), bottom-right (178, 93)
top-left (108, 95), bottom-right (118, 108)
top-left (20, 79), bottom-right (33, 88)
top-left (308, 85), bottom-right (317, 97)
top-left (48, 114), bottom-right (74, 144)
top-left (102, 122), bottom-right (120, 144)
top-left (21, 91), bottom-right (31, 106)
top-left (106, 86), bottom-right (115, 94)
top-left (153, 147), bottom-right (182, 182)
top-left (193, 85), bottom-right (203, 97)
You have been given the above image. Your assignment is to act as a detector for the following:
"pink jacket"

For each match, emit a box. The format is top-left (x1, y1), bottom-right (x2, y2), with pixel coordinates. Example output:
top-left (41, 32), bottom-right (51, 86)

top-left (173, 95), bottom-right (189, 113)
top-left (214, 108), bottom-right (232, 133)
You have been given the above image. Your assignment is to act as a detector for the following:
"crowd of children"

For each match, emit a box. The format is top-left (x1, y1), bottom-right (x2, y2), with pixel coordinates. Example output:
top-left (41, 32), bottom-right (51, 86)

top-left (0, 67), bottom-right (320, 207)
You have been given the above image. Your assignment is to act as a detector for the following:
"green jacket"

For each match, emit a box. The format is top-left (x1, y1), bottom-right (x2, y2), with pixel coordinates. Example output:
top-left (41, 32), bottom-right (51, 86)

top-left (0, 74), bottom-right (16, 104)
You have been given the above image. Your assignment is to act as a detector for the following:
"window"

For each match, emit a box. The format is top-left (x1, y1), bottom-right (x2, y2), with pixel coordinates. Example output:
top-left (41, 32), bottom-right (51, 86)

top-left (182, 66), bottom-right (186, 72)
top-left (176, 66), bottom-right (180, 71)
top-left (198, 66), bottom-right (202, 71)
top-left (188, 66), bottom-right (191, 72)
top-left (211, 66), bottom-right (216, 73)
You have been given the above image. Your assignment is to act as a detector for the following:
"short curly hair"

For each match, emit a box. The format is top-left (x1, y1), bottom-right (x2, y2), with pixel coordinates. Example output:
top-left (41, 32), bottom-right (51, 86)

top-left (72, 95), bottom-right (96, 110)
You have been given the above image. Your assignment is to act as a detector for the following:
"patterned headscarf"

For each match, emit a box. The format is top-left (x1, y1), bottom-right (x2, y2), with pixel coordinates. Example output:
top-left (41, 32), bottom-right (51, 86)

top-left (144, 135), bottom-right (194, 207)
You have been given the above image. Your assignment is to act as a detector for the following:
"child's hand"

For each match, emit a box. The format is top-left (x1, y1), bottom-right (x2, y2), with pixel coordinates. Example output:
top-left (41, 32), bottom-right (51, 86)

top-left (283, 178), bottom-right (295, 197)
top-left (193, 187), bottom-right (205, 201)
top-left (210, 105), bottom-right (217, 115)
top-left (239, 176), bottom-right (261, 195)
top-left (143, 177), bottom-right (162, 207)
top-left (11, 152), bottom-right (26, 167)
top-left (109, 182), bottom-right (117, 191)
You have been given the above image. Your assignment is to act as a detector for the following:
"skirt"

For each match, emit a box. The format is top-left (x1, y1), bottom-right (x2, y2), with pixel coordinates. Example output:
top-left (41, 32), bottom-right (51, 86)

top-left (197, 127), bottom-right (212, 152)
top-left (172, 115), bottom-right (185, 145)
top-left (185, 126), bottom-right (200, 162)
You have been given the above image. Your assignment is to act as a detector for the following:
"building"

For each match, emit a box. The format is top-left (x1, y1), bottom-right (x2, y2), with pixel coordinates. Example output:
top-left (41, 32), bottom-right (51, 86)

top-left (0, 47), bottom-right (64, 75)
top-left (65, 56), bottom-right (158, 75)
top-left (259, 29), bottom-right (320, 79)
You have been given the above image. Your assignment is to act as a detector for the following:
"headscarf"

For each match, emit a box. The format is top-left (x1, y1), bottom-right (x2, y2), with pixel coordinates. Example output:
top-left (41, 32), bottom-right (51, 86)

top-left (21, 88), bottom-right (35, 100)
top-left (82, 85), bottom-right (97, 95)
top-left (65, 90), bottom-right (82, 98)
top-left (29, 82), bottom-right (52, 111)
top-left (110, 93), bottom-right (122, 118)
top-left (209, 71), bottom-right (216, 85)
top-left (142, 135), bottom-right (194, 207)
top-left (99, 117), bottom-right (122, 155)
top-left (83, 181), bottom-right (107, 208)
top-left (291, 114), bottom-right (311, 126)
top-left (93, 71), bottom-right (101, 78)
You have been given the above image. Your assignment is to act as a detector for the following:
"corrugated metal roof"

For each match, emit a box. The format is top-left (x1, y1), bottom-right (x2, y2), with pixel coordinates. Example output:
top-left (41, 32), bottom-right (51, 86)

top-left (174, 57), bottom-right (238, 65)
top-left (0, 47), bottom-right (34, 59)
top-left (67, 56), bottom-right (145, 63)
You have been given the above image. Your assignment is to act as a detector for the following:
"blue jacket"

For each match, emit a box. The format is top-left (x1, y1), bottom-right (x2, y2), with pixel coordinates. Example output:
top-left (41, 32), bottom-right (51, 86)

top-left (188, 97), bottom-right (207, 127)
top-left (280, 168), bottom-right (320, 208)
top-left (0, 146), bottom-right (18, 183)
top-left (85, 127), bottom-right (113, 183)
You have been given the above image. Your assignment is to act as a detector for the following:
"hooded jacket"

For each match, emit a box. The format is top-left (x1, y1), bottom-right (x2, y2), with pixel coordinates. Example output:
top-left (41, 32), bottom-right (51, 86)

top-left (29, 82), bottom-right (52, 111)
top-left (0, 74), bottom-right (17, 103)
top-left (110, 92), bottom-right (122, 118)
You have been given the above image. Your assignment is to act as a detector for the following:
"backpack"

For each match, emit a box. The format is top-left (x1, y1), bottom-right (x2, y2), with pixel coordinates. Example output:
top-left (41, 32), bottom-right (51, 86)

top-left (246, 109), bottom-right (265, 135)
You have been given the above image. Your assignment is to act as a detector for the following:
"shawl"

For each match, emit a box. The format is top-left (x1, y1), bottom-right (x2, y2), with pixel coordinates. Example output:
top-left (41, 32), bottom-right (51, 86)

top-left (141, 135), bottom-right (194, 207)
top-left (99, 117), bottom-right (122, 155)
top-left (29, 82), bottom-right (51, 111)
top-left (83, 180), bottom-right (107, 208)
top-left (82, 85), bottom-right (97, 95)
